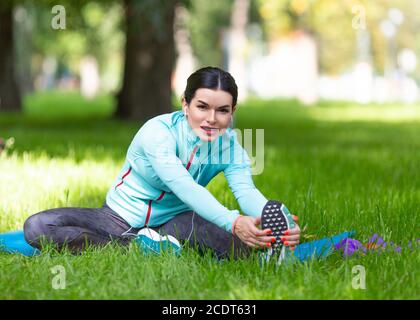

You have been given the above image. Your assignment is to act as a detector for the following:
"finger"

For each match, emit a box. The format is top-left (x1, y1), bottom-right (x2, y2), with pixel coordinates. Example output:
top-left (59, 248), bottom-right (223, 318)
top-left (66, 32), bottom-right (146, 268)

top-left (263, 228), bottom-right (274, 236)
top-left (291, 225), bottom-right (301, 232)
top-left (243, 233), bottom-right (266, 249)
top-left (239, 218), bottom-right (265, 237)
top-left (248, 234), bottom-right (273, 248)
top-left (256, 236), bottom-right (277, 244)
top-left (255, 215), bottom-right (261, 226)
top-left (249, 243), bottom-right (260, 249)
top-left (282, 234), bottom-right (300, 242)
top-left (254, 226), bottom-right (272, 237)
top-left (247, 239), bottom-right (265, 249)
top-left (244, 240), bottom-right (258, 248)
top-left (259, 229), bottom-right (276, 237)
top-left (292, 215), bottom-right (299, 222)
top-left (255, 228), bottom-right (274, 236)
top-left (284, 240), bottom-right (300, 246)
top-left (256, 240), bottom-right (273, 248)
top-left (285, 226), bottom-right (300, 235)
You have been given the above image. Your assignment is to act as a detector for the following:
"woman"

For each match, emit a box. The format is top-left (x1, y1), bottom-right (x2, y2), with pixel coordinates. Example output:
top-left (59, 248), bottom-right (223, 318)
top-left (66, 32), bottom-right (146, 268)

top-left (20, 67), bottom-right (301, 260)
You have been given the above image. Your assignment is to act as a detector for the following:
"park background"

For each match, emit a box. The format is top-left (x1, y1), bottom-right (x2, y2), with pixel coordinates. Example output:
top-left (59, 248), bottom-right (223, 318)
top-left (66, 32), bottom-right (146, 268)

top-left (0, 0), bottom-right (419, 299)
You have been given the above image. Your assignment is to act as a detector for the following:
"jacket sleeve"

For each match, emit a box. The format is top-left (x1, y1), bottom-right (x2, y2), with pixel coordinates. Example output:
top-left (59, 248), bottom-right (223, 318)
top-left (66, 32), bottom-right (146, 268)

top-left (135, 120), bottom-right (240, 233)
top-left (223, 139), bottom-right (268, 219)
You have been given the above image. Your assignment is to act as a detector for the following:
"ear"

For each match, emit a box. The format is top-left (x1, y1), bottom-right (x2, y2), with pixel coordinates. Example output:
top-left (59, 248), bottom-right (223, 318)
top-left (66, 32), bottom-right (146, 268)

top-left (181, 96), bottom-right (188, 115)
top-left (232, 105), bottom-right (237, 115)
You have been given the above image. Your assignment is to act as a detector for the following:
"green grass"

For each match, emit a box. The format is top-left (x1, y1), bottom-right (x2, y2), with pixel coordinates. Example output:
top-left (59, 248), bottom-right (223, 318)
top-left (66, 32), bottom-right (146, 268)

top-left (0, 91), bottom-right (419, 299)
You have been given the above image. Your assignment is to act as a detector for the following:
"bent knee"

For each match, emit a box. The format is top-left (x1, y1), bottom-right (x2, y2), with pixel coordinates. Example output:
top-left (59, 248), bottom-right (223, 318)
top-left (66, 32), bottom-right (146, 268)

top-left (23, 212), bottom-right (50, 247)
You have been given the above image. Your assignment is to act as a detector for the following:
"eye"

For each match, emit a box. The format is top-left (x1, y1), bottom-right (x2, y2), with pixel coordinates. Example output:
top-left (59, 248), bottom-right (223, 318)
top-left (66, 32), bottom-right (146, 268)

top-left (219, 109), bottom-right (229, 113)
top-left (197, 105), bottom-right (207, 110)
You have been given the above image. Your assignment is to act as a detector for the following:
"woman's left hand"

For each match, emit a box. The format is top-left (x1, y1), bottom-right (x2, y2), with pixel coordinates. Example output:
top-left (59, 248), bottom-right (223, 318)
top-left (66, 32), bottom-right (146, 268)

top-left (279, 215), bottom-right (300, 250)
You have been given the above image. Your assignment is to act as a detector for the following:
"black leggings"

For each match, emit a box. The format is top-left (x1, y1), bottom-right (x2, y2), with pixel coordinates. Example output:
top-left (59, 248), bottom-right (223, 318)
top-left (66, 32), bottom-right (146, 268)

top-left (23, 204), bottom-right (250, 259)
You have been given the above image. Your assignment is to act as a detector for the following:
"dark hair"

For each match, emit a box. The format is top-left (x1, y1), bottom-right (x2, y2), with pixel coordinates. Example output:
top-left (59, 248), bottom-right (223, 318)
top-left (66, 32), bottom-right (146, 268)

top-left (183, 67), bottom-right (238, 107)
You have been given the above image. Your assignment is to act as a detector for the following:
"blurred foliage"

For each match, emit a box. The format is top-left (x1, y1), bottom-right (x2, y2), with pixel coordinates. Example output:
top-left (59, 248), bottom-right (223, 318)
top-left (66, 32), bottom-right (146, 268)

top-left (365, 0), bottom-right (420, 78)
top-left (256, 0), bottom-right (420, 77)
top-left (6, 0), bottom-right (420, 89)
top-left (13, 0), bottom-right (124, 90)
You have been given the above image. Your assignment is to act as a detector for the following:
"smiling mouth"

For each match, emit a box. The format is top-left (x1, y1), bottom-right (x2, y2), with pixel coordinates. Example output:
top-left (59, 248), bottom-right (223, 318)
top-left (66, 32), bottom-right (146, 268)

top-left (200, 126), bottom-right (219, 135)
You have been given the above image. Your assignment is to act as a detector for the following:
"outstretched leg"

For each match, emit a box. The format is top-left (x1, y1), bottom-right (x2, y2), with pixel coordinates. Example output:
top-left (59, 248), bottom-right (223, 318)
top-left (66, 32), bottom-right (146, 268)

top-left (157, 211), bottom-right (251, 260)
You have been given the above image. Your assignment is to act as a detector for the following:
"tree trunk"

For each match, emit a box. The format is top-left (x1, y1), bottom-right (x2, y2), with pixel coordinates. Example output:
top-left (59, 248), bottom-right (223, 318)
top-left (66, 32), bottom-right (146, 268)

top-left (14, 4), bottom-right (34, 95)
top-left (0, 4), bottom-right (22, 112)
top-left (228, 0), bottom-right (250, 102)
top-left (116, 0), bottom-right (177, 121)
top-left (173, 4), bottom-right (196, 98)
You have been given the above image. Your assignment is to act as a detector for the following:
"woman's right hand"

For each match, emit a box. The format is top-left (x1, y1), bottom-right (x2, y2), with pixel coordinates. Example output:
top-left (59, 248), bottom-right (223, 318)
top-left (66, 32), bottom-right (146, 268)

top-left (233, 216), bottom-right (275, 249)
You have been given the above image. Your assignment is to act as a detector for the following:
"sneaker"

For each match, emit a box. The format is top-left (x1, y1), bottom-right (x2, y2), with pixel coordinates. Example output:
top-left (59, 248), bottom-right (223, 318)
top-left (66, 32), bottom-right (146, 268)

top-left (260, 200), bottom-right (295, 266)
top-left (134, 228), bottom-right (181, 256)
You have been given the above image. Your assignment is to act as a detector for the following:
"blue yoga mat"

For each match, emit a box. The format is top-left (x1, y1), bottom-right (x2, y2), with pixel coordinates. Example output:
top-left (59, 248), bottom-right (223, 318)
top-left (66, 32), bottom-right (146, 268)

top-left (293, 231), bottom-right (356, 262)
top-left (1, 229), bottom-right (356, 260)
top-left (0, 230), bottom-right (40, 256)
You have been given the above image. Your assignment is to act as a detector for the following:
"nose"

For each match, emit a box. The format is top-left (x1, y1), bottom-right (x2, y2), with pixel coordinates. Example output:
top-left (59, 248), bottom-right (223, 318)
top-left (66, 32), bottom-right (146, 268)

top-left (206, 110), bottom-right (216, 125)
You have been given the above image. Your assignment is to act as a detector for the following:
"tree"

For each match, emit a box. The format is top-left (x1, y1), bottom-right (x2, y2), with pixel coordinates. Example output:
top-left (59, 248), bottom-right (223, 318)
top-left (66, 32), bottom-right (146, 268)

top-left (186, 0), bottom-right (233, 68)
top-left (0, 1), bottom-right (22, 111)
top-left (115, 0), bottom-right (180, 120)
top-left (228, 0), bottom-right (251, 101)
top-left (14, 4), bottom-right (35, 95)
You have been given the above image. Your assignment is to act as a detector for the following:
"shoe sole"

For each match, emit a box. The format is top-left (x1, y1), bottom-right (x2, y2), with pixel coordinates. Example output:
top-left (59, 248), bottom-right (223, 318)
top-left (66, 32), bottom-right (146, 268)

top-left (261, 200), bottom-right (293, 257)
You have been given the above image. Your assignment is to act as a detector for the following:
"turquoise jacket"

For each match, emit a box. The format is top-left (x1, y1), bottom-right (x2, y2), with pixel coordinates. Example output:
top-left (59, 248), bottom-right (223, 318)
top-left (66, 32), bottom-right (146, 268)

top-left (106, 110), bottom-right (268, 233)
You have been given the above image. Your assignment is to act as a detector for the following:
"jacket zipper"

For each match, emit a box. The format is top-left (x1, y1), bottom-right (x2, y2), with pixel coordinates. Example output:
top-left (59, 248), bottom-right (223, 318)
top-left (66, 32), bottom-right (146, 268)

top-left (115, 166), bottom-right (132, 190)
top-left (144, 144), bottom-right (199, 226)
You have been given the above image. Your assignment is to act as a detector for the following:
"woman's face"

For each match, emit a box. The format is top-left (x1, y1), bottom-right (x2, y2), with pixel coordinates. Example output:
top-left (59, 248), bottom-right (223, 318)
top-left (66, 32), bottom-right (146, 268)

top-left (182, 88), bottom-right (236, 142)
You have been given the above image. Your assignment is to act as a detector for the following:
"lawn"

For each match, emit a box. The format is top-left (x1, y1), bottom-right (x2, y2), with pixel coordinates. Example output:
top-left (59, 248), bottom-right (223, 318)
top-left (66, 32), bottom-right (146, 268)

top-left (0, 91), bottom-right (419, 299)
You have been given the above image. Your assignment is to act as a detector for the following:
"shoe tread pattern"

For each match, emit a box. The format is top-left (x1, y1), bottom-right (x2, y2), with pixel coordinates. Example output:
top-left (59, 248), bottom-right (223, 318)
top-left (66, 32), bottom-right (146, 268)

top-left (261, 200), bottom-right (290, 255)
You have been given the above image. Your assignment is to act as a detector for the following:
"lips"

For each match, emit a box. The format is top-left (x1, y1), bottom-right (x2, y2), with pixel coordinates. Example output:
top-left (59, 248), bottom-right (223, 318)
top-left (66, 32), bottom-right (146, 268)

top-left (200, 126), bottom-right (219, 135)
